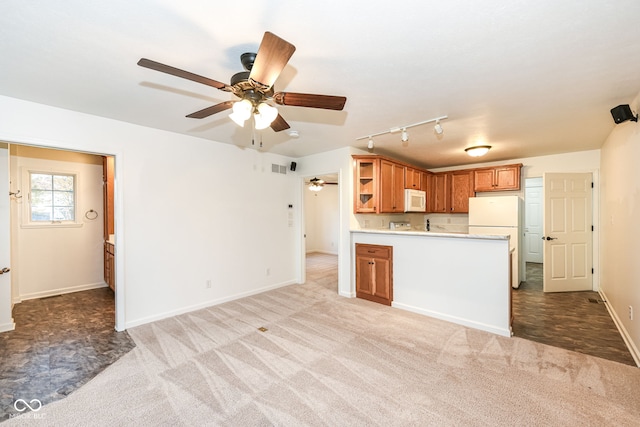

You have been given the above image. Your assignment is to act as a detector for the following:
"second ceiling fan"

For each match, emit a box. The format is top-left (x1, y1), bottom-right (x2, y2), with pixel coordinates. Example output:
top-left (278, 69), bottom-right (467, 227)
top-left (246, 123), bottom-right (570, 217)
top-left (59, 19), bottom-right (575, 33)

top-left (138, 31), bottom-right (347, 132)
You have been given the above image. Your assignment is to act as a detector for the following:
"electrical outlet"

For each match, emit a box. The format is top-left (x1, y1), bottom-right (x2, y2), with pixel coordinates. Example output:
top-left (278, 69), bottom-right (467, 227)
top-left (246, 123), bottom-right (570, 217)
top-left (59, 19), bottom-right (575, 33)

top-left (206, 279), bottom-right (212, 289)
top-left (629, 306), bottom-right (634, 320)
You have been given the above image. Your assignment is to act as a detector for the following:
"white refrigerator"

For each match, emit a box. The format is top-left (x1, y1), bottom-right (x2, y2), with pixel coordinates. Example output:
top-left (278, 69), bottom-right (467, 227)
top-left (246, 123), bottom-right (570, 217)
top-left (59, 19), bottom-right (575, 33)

top-left (468, 196), bottom-right (522, 289)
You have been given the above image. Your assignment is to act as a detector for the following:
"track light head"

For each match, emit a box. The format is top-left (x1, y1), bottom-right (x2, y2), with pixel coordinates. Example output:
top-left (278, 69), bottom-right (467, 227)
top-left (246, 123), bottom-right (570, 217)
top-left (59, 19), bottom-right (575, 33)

top-left (367, 138), bottom-right (374, 149)
top-left (434, 121), bottom-right (443, 135)
top-left (401, 128), bottom-right (408, 142)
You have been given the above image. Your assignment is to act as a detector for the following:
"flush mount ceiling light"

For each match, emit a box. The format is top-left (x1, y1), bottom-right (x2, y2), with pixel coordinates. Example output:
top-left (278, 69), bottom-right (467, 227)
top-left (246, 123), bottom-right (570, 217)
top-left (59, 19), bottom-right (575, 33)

top-left (355, 115), bottom-right (448, 145)
top-left (465, 145), bottom-right (491, 157)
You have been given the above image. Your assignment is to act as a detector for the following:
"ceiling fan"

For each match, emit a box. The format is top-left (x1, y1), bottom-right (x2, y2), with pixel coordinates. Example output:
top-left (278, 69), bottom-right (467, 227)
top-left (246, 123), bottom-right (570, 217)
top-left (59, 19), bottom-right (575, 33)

top-left (137, 31), bottom-right (347, 132)
top-left (307, 177), bottom-right (338, 192)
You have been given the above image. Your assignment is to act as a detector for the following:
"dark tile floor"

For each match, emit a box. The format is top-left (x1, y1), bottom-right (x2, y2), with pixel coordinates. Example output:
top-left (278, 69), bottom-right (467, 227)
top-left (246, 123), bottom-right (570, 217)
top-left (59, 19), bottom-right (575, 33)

top-left (0, 288), bottom-right (135, 421)
top-left (512, 263), bottom-right (636, 366)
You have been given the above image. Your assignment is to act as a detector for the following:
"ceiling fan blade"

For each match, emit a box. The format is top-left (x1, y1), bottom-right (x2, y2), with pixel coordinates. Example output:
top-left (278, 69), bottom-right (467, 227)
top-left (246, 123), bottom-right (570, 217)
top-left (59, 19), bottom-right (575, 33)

top-left (186, 101), bottom-right (234, 119)
top-left (138, 58), bottom-right (231, 91)
top-left (273, 92), bottom-right (346, 110)
top-left (249, 32), bottom-right (296, 90)
top-left (270, 114), bottom-right (290, 132)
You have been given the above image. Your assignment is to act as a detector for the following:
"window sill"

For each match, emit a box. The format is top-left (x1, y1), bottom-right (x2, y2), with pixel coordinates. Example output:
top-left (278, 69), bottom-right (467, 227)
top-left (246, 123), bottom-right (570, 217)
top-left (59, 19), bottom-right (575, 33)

top-left (21, 222), bottom-right (84, 229)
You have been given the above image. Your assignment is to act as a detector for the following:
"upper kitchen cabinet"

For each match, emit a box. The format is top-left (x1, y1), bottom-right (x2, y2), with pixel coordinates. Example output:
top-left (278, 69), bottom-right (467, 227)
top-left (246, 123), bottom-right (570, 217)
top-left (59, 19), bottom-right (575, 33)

top-left (450, 170), bottom-right (474, 213)
top-left (353, 156), bottom-right (379, 213)
top-left (428, 170), bottom-right (474, 213)
top-left (404, 167), bottom-right (425, 190)
top-left (429, 173), bottom-right (448, 213)
top-left (474, 164), bottom-right (522, 192)
top-left (379, 159), bottom-right (405, 213)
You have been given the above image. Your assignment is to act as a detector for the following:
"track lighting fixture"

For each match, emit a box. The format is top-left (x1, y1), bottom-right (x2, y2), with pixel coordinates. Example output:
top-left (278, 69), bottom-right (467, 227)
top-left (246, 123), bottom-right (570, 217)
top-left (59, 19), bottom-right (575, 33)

top-left (401, 128), bottom-right (408, 142)
top-left (465, 145), bottom-right (491, 157)
top-left (367, 137), bottom-right (374, 149)
top-left (355, 115), bottom-right (448, 144)
top-left (434, 120), bottom-right (443, 135)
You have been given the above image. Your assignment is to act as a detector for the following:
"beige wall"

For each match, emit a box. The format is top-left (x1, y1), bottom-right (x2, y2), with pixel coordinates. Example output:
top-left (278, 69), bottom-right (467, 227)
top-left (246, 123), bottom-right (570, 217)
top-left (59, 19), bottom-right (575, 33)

top-left (600, 93), bottom-right (640, 363)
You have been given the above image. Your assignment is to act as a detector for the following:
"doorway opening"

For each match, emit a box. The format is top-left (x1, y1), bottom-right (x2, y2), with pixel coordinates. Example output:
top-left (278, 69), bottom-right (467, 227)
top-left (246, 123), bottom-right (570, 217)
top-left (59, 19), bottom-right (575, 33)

top-left (301, 172), bottom-right (339, 291)
top-left (4, 143), bottom-right (120, 329)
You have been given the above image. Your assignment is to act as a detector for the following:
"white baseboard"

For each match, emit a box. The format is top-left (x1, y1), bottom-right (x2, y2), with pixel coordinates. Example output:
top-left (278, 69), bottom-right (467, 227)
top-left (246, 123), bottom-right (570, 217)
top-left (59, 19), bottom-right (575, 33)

top-left (18, 281), bottom-right (108, 302)
top-left (0, 320), bottom-right (15, 333)
top-left (392, 301), bottom-right (512, 338)
top-left (599, 289), bottom-right (640, 367)
top-left (306, 250), bottom-right (338, 255)
top-left (125, 280), bottom-right (296, 330)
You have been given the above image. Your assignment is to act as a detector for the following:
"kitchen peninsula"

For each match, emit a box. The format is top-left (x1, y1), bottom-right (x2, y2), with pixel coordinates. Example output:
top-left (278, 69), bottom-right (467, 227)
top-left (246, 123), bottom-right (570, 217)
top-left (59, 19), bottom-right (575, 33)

top-left (351, 229), bottom-right (512, 337)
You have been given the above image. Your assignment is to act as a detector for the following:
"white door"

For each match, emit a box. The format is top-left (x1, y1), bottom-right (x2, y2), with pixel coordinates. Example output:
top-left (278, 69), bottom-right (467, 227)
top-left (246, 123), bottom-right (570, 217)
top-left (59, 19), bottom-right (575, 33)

top-left (524, 178), bottom-right (543, 263)
top-left (0, 144), bottom-right (14, 332)
top-left (543, 173), bottom-right (593, 292)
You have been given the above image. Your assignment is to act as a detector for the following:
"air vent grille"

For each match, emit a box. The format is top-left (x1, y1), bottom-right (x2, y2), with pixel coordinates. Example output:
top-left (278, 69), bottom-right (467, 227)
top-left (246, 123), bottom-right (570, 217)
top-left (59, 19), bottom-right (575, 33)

top-left (271, 164), bottom-right (287, 174)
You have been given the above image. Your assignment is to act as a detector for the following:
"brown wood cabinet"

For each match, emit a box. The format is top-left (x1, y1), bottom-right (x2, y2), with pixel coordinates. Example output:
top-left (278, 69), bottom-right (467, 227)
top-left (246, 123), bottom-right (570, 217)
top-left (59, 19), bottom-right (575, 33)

top-left (104, 242), bottom-right (115, 291)
top-left (429, 173), bottom-right (448, 213)
top-left (428, 171), bottom-right (474, 213)
top-left (404, 167), bottom-right (424, 190)
top-left (354, 157), bottom-right (379, 213)
top-left (379, 159), bottom-right (405, 213)
top-left (473, 164), bottom-right (522, 192)
top-left (450, 170), bottom-right (475, 213)
top-left (355, 244), bottom-right (393, 305)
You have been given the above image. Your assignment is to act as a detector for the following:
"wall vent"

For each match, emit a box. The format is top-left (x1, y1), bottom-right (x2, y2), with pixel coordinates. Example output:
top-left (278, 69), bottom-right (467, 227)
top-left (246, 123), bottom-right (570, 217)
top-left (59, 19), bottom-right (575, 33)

top-left (271, 164), bottom-right (287, 174)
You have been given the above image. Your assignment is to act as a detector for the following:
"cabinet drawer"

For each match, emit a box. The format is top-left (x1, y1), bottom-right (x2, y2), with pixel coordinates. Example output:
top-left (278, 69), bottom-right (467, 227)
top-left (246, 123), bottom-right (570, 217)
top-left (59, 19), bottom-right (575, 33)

top-left (356, 244), bottom-right (391, 259)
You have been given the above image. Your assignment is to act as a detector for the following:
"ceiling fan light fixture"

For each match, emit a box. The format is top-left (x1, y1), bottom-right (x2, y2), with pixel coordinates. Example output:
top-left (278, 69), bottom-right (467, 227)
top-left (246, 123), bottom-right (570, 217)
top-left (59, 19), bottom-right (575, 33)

top-left (229, 99), bottom-right (253, 126)
top-left (465, 145), bottom-right (491, 157)
top-left (308, 177), bottom-right (324, 192)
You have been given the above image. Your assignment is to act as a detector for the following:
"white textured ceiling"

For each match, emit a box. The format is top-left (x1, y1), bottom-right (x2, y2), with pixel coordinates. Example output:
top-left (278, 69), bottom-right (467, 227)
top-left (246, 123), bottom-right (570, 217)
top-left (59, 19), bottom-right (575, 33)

top-left (1, 1), bottom-right (640, 168)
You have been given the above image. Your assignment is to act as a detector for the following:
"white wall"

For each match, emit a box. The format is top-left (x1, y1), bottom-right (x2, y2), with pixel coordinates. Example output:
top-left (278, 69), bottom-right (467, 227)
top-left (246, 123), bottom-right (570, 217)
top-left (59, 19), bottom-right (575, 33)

top-left (600, 94), bottom-right (640, 363)
top-left (304, 183), bottom-right (339, 254)
top-left (0, 95), bottom-right (299, 330)
top-left (10, 146), bottom-right (105, 300)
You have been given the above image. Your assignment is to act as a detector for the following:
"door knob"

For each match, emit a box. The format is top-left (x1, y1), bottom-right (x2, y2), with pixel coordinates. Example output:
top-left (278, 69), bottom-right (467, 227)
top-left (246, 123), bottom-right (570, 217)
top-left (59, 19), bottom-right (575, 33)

top-left (0, 267), bottom-right (9, 274)
top-left (541, 236), bottom-right (557, 241)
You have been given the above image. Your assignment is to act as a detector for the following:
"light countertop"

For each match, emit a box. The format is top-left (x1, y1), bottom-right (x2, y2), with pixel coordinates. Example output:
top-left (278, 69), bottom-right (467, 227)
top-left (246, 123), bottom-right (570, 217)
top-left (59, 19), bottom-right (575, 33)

top-left (350, 228), bottom-right (510, 240)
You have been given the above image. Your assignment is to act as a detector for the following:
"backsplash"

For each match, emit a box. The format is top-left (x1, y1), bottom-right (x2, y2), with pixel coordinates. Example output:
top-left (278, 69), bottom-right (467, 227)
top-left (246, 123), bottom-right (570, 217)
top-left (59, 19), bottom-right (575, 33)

top-left (424, 213), bottom-right (469, 233)
top-left (354, 213), bottom-right (469, 233)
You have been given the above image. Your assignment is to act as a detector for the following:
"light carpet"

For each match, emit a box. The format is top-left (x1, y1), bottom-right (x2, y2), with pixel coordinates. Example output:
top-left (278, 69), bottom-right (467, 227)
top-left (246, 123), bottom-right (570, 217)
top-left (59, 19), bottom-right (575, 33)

top-left (5, 253), bottom-right (640, 426)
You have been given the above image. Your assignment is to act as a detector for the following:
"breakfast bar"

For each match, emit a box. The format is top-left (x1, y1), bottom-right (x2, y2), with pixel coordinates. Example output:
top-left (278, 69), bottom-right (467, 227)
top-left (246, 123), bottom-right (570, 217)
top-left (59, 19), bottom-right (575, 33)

top-left (351, 229), bottom-right (512, 337)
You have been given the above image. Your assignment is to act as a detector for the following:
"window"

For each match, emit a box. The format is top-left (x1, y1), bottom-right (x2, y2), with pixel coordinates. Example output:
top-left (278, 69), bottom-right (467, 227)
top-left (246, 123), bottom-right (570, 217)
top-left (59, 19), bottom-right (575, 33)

top-left (29, 172), bottom-right (76, 222)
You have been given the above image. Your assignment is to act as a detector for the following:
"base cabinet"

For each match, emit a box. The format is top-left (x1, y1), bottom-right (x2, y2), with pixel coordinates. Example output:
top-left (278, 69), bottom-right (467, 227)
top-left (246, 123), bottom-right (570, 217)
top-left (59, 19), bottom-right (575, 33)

top-left (355, 244), bottom-right (393, 305)
top-left (104, 243), bottom-right (115, 291)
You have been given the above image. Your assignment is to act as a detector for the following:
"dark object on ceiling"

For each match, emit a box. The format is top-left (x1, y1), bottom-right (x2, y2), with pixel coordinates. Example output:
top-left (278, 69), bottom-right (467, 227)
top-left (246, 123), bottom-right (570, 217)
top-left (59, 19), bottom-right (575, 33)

top-left (610, 104), bottom-right (638, 124)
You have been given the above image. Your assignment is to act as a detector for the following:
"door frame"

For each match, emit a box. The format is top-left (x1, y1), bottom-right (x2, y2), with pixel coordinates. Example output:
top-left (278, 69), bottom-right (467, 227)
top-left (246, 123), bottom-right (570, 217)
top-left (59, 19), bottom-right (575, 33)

top-left (0, 137), bottom-right (125, 331)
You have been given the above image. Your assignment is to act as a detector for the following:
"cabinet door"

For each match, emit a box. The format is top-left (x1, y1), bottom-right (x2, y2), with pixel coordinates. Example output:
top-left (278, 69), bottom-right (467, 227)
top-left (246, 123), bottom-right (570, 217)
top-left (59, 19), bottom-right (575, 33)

top-left (473, 169), bottom-right (495, 192)
top-left (494, 166), bottom-right (520, 190)
top-left (430, 173), bottom-right (448, 213)
top-left (356, 255), bottom-right (373, 296)
top-left (405, 167), bottom-right (420, 189)
top-left (354, 158), bottom-right (378, 213)
top-left (380, 160), bottom-right (405, 213)
top-left (450, 171), bottom-right (474, 213)
top-left (372, 258), bottom-right (391, 301)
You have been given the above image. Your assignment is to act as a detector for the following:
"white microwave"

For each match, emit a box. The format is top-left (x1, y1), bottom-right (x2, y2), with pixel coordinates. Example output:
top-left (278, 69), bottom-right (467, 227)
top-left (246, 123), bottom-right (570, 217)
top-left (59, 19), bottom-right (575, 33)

top-left (404, 189), bottom-right (426, 212)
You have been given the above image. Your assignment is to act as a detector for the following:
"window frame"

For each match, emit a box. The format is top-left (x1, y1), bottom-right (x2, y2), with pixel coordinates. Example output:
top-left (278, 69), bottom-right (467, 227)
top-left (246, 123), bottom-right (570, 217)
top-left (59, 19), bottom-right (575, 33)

top-left (22, 168), bottom-right (82, 229)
